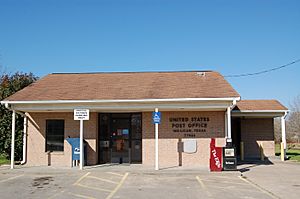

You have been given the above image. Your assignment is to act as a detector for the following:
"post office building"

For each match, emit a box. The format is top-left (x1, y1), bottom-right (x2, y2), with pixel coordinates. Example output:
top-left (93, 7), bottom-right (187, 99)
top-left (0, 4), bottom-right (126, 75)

top-left (1, 71), bottom-right (288, 169)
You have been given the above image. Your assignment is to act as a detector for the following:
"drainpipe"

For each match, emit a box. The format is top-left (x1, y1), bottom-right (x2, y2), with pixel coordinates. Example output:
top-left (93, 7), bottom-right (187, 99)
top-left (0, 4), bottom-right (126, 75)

top-left (226, 99), bottom-right (238, 142)
top-left (226, 106), bottom-right (232, 141)
top-left (21, 116), bottom-right (27, 165)
top-left (4, 103), bottom-right (27, 165)
top-left (281, 111), bottom-right (288, 161)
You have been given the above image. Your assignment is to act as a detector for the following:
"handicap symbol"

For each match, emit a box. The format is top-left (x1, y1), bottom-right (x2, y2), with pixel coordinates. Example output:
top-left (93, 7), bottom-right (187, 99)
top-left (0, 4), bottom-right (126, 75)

top-left (153, 112), bottom-right (161, 124)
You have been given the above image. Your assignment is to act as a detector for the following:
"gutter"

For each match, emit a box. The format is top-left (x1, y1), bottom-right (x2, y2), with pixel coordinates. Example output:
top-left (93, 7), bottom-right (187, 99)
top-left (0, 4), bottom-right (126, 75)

top-left (1, 97), bottom-right (241, 105)
top-left (231, 109), bottom-right (289, 118)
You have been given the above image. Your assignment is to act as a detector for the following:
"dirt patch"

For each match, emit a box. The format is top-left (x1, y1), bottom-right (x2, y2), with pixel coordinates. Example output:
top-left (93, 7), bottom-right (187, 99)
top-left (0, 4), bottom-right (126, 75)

top-left (32, 176), bottom-right (54, 189)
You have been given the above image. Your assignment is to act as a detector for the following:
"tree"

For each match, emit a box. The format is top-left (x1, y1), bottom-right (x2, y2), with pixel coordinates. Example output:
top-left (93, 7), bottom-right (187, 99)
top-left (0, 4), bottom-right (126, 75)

top-left (0, 72), bottom-right (38, 160)
top-left (287, 95), bottom-right (300, 143)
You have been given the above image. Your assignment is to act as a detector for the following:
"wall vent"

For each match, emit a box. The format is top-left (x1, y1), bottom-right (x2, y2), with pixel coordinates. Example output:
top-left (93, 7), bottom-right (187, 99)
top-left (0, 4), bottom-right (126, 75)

top-left (196, 72), bottom-right (206, 77)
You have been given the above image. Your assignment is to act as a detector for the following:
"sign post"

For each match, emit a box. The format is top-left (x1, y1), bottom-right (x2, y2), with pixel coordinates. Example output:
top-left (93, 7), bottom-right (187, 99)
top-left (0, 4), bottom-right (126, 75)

top-left (79, 119), bottom-right (84, 170)
top-left (74, 109), bottom-right (89, 170)
top-left (152, 108), bottom-right (161, 170)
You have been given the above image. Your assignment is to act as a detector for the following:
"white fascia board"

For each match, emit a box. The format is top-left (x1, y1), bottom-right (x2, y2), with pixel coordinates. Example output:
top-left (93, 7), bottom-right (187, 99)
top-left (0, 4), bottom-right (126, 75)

top-left (232, 110), bottom-right (288, 113)
top-left (231, 110), bottom-right (288, 118)
top-left (232, 115), bottom-right (283, 118)
top-left (13, 104), bottom-right (230, 112)
top-left (1, 97), bottom-right (240, 105)
top-left (232, 114), bottom-right (285, 118)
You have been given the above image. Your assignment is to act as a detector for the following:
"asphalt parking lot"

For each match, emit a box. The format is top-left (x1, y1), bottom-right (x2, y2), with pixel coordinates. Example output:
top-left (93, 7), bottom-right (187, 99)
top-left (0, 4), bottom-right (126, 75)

top-left (0, 160), bottom-right (299, 199)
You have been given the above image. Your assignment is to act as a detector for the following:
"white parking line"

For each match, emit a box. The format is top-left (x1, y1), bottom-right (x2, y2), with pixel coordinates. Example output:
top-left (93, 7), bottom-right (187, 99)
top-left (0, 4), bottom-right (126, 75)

top-left (0, 174), bottom-right (24, 183)
top-left (238, 176), bottom-right (280, 199)
top-left (73, 172), bottom-right (90, 186)
top-left (106, 172), bottom-right (129, 199)
top-left (195, 176), bottom-right (212, 198)
top-left (87, 175), bottom-right (119, 184)
top-left (106, 172), bottom-right (124, 177)
top-left (72, 171), bottom-right (129, 199)
top-left (76, 183), bottom-right (112, 193)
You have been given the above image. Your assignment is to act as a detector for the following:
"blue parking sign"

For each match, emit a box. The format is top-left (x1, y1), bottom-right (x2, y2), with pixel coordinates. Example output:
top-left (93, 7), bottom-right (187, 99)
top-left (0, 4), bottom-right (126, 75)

top-left (152, 112), bottom-right (161, 124)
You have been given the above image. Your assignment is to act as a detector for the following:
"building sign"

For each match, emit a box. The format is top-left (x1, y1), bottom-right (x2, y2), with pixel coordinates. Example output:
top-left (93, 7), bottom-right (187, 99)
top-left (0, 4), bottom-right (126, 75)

top-left (74, 109), bottom-right (90, 120)
top-left (169, 117), bottom-right (209, 135)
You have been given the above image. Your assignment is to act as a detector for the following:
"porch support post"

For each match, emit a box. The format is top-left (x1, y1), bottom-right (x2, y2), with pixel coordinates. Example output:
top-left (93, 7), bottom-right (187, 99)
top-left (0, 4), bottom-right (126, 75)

top-left (11, 110), bottom-right (16, 169)
top-left (281, 114), bottom-right (287, 161)
top-left (224, 112), bottom-right (228, 137)
top-left (155, 108), bottom-right (159, 171)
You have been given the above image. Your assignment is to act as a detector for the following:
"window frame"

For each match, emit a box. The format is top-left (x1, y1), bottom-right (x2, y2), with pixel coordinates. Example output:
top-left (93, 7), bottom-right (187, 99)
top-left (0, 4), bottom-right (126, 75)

top-left (45, 119), bottom-right (65, 152)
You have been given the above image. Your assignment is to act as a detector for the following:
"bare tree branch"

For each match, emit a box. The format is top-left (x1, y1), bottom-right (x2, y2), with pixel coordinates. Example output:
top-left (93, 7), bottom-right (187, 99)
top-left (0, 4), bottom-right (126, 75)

top-left (287, 95), bottom-right (300, 143)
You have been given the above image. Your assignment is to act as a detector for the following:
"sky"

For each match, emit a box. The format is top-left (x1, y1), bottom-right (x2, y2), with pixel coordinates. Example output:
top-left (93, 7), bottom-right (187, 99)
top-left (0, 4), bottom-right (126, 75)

top-left (0, 0), bottom-right (299, 107)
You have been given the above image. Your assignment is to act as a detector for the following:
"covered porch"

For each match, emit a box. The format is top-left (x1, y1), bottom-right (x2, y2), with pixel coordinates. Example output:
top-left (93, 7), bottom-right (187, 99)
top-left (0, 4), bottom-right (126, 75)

top-left (231, 100), bottom-right (288, 161)
top-left (3, 97), bottom-right (238, 169)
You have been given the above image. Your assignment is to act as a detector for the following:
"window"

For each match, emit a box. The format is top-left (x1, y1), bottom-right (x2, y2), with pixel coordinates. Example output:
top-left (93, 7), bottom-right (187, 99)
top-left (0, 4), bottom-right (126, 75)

top-left (46, 120), bottom-right (64, 152)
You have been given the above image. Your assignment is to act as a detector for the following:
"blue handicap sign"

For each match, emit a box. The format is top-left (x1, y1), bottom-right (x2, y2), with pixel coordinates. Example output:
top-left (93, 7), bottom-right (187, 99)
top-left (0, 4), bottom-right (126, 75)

top-left (66, 138), bottom-right (80, 160)
top-left (152, 112), bottom-right (161, 124)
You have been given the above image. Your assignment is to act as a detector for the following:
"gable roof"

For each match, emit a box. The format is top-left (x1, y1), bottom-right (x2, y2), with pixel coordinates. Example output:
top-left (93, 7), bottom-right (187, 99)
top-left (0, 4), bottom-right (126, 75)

top-left (234, 100), bottom-right (288, 111)
top-left (4, 71), bottom-right (240, 101)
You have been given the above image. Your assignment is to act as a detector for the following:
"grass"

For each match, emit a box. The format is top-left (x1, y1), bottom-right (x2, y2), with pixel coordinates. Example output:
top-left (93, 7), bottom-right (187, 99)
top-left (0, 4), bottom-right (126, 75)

top-left (0, 154), bottom-right (10, 165)
top-left (275, 143), bottom-right (300, 162)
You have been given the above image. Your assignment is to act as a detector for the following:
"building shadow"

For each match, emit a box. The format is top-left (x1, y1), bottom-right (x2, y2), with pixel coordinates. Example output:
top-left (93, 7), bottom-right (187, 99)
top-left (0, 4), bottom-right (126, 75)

top-left (47, 151), bottom-right (52, 166)
top-left (178, 138), bottom-right (183, 166)
top-left (237, 158), bottom-right (273, 173)
top-left (159, 165), bottom-right (183, 170)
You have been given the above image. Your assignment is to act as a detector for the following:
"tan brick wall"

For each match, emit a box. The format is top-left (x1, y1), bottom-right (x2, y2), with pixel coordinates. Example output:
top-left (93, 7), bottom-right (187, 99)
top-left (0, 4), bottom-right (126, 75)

top-left (26, 111), bottom-right (228, 168)
top-left (241, 118), bottom-right (275, 158)
top-left (26, 112), bottom-right (98, 167)
top-left (142, 111), bottom-right (226, 168)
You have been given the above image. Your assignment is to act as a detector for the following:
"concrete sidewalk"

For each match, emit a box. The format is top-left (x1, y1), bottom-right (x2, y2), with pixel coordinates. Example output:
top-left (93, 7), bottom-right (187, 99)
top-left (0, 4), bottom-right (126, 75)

top-left (238, 158), bottom-right (300, 199)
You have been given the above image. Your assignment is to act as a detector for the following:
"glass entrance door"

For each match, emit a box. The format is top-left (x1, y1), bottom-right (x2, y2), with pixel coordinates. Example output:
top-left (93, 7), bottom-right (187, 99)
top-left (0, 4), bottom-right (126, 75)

top-left (98, 113), bottom-right (142, 164)
top-left (111, 117), bottom-right (130, 163)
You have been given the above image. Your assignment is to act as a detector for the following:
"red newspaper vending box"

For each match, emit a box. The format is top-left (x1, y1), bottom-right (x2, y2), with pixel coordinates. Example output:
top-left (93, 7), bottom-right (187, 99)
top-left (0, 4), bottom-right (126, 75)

top-left (210, 138), bottom-right (223, 172)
